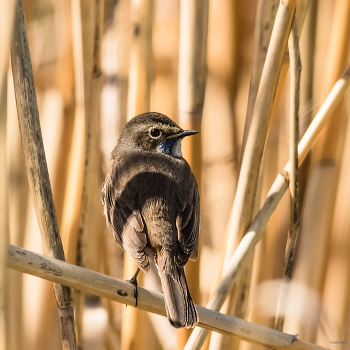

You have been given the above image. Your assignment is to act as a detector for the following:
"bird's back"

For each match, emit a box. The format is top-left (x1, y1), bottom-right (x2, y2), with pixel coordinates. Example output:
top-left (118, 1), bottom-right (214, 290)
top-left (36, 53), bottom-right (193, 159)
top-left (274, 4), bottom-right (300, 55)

top-left (102, 114), bottom-right (200, 328)
top-left (105, 149), bottom-right (196, 253)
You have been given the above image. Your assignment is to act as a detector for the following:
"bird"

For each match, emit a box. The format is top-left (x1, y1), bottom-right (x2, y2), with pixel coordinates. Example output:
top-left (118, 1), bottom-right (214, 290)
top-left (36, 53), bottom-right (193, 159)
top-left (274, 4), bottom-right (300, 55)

top-left (102, 112), bottom-right (200, 328)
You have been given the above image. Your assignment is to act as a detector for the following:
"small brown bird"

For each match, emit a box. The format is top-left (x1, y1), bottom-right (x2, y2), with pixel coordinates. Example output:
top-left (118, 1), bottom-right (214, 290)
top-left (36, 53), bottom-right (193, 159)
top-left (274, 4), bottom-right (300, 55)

top-left (102, 112), bottom-right (200, 328)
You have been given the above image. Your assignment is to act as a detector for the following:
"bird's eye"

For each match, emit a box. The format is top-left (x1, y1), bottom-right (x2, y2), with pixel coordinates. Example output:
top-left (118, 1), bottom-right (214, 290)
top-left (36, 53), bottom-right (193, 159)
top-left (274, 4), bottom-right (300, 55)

top-left (150, 128), bottom-right (161, 138)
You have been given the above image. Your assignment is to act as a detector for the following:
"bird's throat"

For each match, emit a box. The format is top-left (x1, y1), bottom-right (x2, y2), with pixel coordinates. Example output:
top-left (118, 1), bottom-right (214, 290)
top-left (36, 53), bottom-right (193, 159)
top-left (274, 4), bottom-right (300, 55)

top-left (158, 139), bottom-right (182, 158)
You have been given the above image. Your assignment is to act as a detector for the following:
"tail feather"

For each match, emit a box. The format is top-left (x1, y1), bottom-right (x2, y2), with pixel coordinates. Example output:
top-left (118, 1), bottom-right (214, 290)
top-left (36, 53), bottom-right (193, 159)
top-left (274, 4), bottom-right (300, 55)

top-left (158, 251), bottom-right (198, 328)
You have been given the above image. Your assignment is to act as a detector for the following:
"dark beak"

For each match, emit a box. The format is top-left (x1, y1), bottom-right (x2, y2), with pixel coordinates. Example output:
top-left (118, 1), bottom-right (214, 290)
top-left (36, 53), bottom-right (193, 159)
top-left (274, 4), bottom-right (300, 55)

top-left (167, 130), bottom-right (199, 139)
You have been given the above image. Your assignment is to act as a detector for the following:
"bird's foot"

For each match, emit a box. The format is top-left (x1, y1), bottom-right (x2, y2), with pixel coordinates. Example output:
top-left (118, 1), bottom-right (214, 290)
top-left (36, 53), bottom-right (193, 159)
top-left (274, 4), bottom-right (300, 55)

top-left (126, 268), bottom-right (140, 307)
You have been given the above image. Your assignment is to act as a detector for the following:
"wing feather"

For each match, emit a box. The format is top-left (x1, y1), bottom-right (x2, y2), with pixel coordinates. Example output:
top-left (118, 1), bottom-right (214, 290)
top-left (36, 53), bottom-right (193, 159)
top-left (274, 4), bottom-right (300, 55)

top-left (102, 175), bottom-right (150, 272)
top-left (176, 179), bottom-right (200, 265)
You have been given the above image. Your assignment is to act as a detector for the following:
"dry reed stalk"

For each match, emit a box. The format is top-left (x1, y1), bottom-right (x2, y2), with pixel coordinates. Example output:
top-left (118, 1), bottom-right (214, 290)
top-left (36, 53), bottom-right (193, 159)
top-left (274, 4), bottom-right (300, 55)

top-left (210, 2), bottom-right (311, 349)
top-left (77, 0), bottom-right (104, 277)
top-left (195, 2), bottom-right (295, 349)
top-left (238, 9), bottom-right (312, 331)
top-left (52, 0), bottom-right (75, 226)
top-left (126, 0), bottom-right (153, 120)
top-left (7, 72), bottom-right (27, 350)
top-left (274, 19), bottom-right (301, 331)
top-left (284, 0), bottom-right (350, 340)
top-left (208, 3), bottom-right (277, 349)
top-left (204, 0), bottom-right (239, 297)
top-left (241, 101), bottom-right (289, 350)
top-left (241, 0), bottom-right (279, 156)
top-left (313, 0), bottom-right (350, 161)
top-left (74, 1), bottom-right (104, 348)
top-left (299, 0), bottom-right (317, 205)
top-left (184, 64), bottom-right (350, 350)
top-left (0, 2), bottom-right (15, 349)
top-left (55, 0), bottom-right (75, 107)
top-left (177, 0), bottom-right (208, 346)
top-left (316, 0), bottom-right (350, 342)
top-left (32, 92), bottom-right (69, 350)
top-left (0, 2), bottom-right (15, 87)
top-left (60, 1), bottom-right (94, 347)
top-left (123, 1), bottom-right (155, 349)
top-left (10, 1), bottom-right (77, 349)
top-left (6, 244), bottom-right (329, 350)
top-left (100, 0), bottom-right (130, 170)
top-left (241, 0), bottom-right (309, 157)
top-left (61, 0), bottom-right (94, 264)
top-left (223, 0), bottom-right (295, 274)
top-left (0, 59), bottom-right (9, 350)
top-left (315, 97), bottom-right (350, 346)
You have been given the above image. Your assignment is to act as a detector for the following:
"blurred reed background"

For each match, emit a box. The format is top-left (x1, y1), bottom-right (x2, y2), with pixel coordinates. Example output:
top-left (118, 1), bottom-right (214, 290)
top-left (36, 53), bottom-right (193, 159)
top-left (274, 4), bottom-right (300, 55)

top-left (1, 0), bottom-right (350, 350)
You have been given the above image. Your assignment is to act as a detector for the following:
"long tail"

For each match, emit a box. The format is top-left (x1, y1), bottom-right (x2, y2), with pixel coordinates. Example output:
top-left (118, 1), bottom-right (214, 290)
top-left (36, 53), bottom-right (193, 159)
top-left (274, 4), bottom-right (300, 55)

top-left (158, 250), bottom-right (198, 328)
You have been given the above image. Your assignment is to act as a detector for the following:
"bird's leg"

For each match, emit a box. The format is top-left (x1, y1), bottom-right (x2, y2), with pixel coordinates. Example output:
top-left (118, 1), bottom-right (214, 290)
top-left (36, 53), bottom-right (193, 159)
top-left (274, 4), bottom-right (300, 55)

top-left (126, 268), bottom-right (140, 307)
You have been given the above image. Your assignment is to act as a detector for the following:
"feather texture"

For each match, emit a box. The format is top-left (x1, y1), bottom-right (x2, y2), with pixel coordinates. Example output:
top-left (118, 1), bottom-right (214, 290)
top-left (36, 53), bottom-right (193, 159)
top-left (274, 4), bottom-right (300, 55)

top-left (102, 113), bottom-right (200, 328)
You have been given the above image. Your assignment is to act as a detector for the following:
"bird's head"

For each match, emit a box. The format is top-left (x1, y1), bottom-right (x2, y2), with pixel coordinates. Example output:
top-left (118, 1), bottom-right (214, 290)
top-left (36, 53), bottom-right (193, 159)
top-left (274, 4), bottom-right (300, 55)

top-left (118, 112), bottom-right (199, 158)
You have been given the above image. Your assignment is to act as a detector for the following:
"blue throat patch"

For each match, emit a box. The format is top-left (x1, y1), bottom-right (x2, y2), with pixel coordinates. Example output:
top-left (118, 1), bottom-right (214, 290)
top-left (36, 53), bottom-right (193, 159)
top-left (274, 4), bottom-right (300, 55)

top-left (158, 138), bottom-right (182, 158)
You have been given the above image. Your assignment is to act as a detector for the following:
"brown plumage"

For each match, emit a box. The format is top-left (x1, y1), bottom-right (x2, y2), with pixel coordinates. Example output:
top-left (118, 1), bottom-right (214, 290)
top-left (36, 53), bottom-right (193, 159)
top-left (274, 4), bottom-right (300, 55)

top-left (102, 112), bottom-right (200, 328)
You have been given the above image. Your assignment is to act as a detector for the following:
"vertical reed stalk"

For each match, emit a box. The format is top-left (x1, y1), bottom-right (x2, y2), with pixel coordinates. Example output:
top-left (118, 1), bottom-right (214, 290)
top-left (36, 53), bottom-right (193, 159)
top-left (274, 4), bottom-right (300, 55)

top-left (299, 0), bottom-right (317, 205)
top-left (242, 0), bottom-right (308, 158)
top-left (241, 0), bottom-right (279, 157)
top-left (62, 0), bottom-right (94, 346)
top-left (274, 18), bottom-right (301, 331)
top-left (7, 74), bottom-right (27, 350)
top-left (178, 0), bottom-right (209, 347)
top-left (75, 1), bottom-right (104, 348)
top-left (213, 3), bottom-right (311, 349)
top-left (52, 0), bottom-right (75, 226)
top-left (0, 2), bottom-right (15, 349)
top-left (127, 0), bottom-right (154, 120)
top-left (223, 0), bottom-right (295, 273)
top-left (10, 1), bottom-right (77, 349)
top-left (185, 64), bottom-right (350, 350)
top-left (186, 0), bottom-right (296, 345)
top-left (284, 0), bottom-right (350, 340)
top-left (0, 52), bottom-right (9, 350)
top-left (316, 98), bottom-right (350, 345)
top-left (0, 79), bottom-right (9, 350)
top-left (185, 29), bottom-right (350, 350)
top-left (209, 4), bottom-right (277, 350)
top-left (313, 0), bottom-right (350, 160)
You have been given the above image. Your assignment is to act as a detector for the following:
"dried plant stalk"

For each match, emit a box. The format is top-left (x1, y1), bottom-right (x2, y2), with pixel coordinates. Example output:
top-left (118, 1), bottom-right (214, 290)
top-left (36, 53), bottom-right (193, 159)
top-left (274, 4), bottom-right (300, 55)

top-left (274, 18), bottom-right (301, 331)
top-left (74, 0), bottom-right (104, 347)
top-left (242, 0), bottom-right (309, 156)
top-left (127, 0), bottom-right (154, 119)
top-left (317, 99), bottom-right (350, 344)
top-left (299, 0), bottom-right (317, 205)
top-left (177, 0), bottom-right (209, 347)
top-left (6, 244), bottom-right (328, 350)
top-left (190, 1), bottom-right (295, 349)
top-left (223, 0), bottom-right (295, 273)
top-left (241, 0), bottom-right (279, 156)
top-left (61, 0), bottom-right (94, 346)
top-left (0, 56), bottom-right (9, 350)
top-left (52, 0), bottom-right (75, 225)
top-left (185, 64), bottom-right (350, 350)
top-left (210, 2), bottom-right (312, 349)
top-left (285, 0), bottom-right (350, 341)
top-left (10, 1), bottom-right (77, 349)
top-left (209, 3), bottom-right (277, 350)
top-left (61, 0), bottom-right (94, 264)
top-left (0, 1), bottom-right (15, 348)
top-left (313, 0), bottom-right (350, 161)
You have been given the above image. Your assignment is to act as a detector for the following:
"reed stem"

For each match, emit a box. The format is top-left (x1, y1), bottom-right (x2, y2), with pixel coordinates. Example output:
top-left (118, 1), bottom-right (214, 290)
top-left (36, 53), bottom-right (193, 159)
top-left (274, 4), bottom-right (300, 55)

top-left (10, 1), bottom-right (77, 349)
